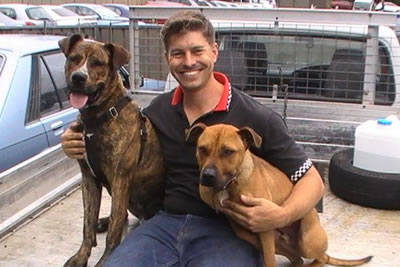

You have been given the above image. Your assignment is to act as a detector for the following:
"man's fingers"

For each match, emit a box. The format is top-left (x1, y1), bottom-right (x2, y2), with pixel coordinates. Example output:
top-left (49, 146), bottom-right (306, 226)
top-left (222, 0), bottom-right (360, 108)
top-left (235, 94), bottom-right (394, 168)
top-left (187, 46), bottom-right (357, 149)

top-left (219, 207), bottom-right (249, 227)
top-left (240, 195), bottom-right (264, 206)
top-left (223, 200), bottom-right (249, 213)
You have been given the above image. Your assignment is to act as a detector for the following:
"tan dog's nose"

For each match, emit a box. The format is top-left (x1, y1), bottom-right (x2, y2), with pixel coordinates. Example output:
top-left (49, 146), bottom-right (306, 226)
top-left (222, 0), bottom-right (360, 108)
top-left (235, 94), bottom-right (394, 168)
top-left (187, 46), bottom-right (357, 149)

top-left (200, 166), bottom-right (217, 188)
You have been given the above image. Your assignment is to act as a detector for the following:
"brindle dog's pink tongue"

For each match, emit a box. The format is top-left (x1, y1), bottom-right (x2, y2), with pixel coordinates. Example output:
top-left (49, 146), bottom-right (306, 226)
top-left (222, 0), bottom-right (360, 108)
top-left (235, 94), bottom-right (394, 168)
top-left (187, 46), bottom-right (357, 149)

top-left (69, 93), bottom-right (88, 109)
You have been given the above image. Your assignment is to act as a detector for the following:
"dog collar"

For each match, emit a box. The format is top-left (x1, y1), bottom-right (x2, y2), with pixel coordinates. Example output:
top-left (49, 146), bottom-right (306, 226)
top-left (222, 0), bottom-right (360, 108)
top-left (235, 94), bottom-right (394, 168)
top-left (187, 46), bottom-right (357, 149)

top-left (81, 91), bottom-right (135, 129)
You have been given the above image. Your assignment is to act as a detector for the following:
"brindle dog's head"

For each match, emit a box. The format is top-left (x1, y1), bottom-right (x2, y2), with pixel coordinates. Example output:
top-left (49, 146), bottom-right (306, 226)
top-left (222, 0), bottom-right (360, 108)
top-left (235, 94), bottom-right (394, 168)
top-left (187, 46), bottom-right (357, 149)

top-left (186, 123), bottom-right (262, 191)
top-left (58, 34), bottom-right (131, 109)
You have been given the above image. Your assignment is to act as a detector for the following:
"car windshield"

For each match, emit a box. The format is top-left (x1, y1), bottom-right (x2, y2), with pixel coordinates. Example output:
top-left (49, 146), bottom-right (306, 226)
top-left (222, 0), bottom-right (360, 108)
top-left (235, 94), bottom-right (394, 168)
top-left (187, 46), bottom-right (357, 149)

top-left (91, 6), bottom-right (120, 18)
top-left (51, 7), bottom-right (78, 17)
top-left (26, 7), bottom-right (52, 20)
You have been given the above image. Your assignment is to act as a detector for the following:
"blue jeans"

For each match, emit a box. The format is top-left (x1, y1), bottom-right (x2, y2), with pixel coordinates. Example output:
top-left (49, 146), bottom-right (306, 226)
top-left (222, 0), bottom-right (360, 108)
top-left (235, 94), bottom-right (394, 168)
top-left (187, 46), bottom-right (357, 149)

top-left (105, 211), bottom-right (263, 267)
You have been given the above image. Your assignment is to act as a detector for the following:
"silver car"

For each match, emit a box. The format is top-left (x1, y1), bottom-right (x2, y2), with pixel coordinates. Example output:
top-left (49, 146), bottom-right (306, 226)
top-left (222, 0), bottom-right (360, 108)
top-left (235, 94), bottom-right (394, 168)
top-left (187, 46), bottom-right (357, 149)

top-left (0, 34), bottom-right (78, 172)
top-left (0, 4), bottom-right (56, 26)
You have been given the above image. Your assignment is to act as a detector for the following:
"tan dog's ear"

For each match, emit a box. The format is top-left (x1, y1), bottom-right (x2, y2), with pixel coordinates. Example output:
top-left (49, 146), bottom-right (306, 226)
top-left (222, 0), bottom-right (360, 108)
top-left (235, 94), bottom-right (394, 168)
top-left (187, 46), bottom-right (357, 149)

top-left (185, 123), bottom-right (207, 145)
top-left (58, 34), bottom-right (83, 56)
top-left (104, 43), bottom-right (131, 71)
top-left (237, 127), bottom-right (262, 149)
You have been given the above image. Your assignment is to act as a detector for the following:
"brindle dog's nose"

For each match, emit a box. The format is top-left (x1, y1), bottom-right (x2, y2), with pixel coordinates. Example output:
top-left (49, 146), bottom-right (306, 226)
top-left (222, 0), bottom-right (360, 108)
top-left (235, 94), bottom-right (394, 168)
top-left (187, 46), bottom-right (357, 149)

top-left (71, 72), bottom-right (88, 86)
top-left (200, 166), bottom-right (217, 187)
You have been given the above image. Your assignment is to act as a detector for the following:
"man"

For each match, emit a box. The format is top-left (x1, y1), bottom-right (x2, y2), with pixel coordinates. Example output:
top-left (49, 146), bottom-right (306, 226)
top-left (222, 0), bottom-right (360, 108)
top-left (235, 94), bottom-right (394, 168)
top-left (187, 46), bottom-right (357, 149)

top-left (61, 11), bottom-right (325, 266)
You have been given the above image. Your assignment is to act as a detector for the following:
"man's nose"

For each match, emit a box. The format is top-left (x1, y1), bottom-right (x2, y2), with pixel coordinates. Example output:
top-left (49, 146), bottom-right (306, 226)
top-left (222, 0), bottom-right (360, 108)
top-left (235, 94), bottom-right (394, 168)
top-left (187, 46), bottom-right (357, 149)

top-left (183, 52), bottom-right (196, 66)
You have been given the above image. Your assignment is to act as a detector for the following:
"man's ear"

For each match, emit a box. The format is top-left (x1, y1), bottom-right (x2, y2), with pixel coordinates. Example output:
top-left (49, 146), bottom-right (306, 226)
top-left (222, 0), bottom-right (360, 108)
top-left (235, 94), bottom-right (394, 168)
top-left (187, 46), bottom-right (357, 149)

top-left (237, 127), bottom-right (262, 150)
top-left (58, 34), bottom-right (83, 56)
top-left (104, 43), bottom-right (131, 71)
top-left (185, 123), bottom-right (207, 145)
top-left (212, 42), bottom-right (219, 63)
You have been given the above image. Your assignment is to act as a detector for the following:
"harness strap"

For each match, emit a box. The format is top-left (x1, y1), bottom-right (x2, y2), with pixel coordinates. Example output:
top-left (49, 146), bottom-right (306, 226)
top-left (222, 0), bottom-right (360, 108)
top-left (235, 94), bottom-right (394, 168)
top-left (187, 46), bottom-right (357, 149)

top-left (83, 91), bottom-right (148, 183)
top-left (138, 107), bottom-right (148, 165)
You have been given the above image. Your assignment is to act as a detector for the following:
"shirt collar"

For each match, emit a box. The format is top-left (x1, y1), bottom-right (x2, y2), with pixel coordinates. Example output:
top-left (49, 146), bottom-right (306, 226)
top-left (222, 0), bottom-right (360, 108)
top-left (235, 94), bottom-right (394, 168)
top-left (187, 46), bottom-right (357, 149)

top-left (170, 72), bottom-right (232, 111)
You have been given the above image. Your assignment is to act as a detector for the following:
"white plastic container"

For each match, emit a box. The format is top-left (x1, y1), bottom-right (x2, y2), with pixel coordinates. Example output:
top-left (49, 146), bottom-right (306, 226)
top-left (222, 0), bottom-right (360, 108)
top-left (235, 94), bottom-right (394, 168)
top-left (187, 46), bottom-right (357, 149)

top-left (353, 115), bottom-right (400, 174)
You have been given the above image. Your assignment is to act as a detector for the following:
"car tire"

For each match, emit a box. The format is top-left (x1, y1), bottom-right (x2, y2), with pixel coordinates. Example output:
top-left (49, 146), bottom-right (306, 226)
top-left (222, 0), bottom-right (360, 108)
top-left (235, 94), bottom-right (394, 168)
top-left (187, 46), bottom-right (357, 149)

top-left (328, 148), bottom-right (400, 210)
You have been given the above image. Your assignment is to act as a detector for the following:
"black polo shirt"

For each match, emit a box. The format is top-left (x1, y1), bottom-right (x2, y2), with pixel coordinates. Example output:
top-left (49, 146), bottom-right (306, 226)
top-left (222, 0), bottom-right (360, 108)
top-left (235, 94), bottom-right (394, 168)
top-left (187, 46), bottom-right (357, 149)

top-left (143, 72), bottom-right (311, 217)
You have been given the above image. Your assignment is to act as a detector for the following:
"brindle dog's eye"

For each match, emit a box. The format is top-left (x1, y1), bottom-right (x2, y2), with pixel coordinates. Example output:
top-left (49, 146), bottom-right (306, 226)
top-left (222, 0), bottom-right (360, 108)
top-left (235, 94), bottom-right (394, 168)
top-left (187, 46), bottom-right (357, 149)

top-left (91, 59), bottom-right (105, 67)
top-left (68, 55), bottom-right (81, 63)
top-left (221, 148), bottom-right (235, 157)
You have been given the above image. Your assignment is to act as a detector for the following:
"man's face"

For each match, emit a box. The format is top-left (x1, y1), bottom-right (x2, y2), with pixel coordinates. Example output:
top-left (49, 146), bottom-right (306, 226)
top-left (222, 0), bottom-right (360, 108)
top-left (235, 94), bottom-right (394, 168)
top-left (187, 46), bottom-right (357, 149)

top-left (165, 31), bottom-right (218, 92)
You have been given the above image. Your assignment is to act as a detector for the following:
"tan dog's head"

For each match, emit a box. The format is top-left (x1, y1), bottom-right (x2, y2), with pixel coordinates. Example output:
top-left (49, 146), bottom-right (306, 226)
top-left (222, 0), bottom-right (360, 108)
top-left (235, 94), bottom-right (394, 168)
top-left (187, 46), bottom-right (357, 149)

top-left (186, 123), bottom-right (262, 191)
top-left (58, 34), bottom-right (131, 109)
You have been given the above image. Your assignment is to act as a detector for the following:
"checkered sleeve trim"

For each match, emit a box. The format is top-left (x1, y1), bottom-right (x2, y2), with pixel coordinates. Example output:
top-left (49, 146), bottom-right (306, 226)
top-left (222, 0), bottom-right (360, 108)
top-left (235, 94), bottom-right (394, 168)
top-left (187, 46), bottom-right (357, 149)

top-left (290, 159), bottom-right (313, 183)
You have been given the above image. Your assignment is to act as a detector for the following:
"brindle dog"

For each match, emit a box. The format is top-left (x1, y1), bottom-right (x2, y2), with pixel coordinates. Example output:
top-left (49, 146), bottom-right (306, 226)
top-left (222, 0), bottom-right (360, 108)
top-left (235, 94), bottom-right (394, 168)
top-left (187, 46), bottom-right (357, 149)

top-left (186, 123), bottom-right (372, 267)
top-left (59, 34), bottom-right (165, 267)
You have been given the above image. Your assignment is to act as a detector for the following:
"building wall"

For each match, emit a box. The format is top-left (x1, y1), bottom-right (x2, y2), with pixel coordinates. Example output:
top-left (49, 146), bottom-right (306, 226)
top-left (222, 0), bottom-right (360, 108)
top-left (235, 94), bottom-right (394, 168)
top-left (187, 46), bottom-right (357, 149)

top-left (0, 0), bottom-right (146, 5)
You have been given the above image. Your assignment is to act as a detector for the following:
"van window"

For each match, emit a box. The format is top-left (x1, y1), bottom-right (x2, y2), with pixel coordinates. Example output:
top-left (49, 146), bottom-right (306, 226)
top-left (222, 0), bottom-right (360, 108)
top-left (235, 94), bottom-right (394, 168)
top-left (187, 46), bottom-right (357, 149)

top-left (215, 31), bottom-right (395, 105)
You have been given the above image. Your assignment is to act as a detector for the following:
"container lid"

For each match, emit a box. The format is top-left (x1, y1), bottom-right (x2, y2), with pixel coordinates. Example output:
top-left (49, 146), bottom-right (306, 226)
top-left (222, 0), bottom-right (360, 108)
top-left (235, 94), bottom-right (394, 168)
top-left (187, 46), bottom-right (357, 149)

top-left (377, 118), bottom-right (392, 126)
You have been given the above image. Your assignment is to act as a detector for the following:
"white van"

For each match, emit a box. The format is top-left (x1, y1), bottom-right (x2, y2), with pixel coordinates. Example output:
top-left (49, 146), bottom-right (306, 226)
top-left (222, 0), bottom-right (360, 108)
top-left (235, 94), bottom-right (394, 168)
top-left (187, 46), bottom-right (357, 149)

top-left (353, 0), bottom-right (376, 11)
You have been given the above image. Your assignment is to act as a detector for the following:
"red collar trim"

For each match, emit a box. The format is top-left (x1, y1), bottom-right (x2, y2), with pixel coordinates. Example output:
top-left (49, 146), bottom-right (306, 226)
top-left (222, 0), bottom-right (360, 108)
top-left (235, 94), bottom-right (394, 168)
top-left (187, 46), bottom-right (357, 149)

top-left (170, 72), bottom-right (231, 111)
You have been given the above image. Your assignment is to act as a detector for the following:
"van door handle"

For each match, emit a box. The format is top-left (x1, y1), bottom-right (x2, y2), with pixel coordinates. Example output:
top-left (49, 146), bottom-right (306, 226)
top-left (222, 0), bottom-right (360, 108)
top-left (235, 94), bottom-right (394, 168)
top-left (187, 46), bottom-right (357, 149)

top-left (51, 121), bottom-right (63, 130)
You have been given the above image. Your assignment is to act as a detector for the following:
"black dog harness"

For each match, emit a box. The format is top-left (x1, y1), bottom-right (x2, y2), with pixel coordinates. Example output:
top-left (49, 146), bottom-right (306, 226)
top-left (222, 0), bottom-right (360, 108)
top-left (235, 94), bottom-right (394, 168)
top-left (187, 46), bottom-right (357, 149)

top-left (82, 91), bottom-right (148, 183)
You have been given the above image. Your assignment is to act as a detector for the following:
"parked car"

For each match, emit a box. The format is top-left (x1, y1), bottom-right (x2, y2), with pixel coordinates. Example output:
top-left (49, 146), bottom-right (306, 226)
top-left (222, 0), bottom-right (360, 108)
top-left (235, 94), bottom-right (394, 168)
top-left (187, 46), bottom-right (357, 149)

top-left (103, 2), bottom-right (189, 19)
top-left (41, 5), bottom-right (97, 26)
top-left (62, 3), bottom-right (129, 26)
top-left (0, 34), bottom-right (78, 172)
top-left (0, 4), bottom-right (56, 26)
top-left (331, 0), bottom-right (353, 9)
top-left (0, 33), bottom-right (164, 173)
top-left (102, 3), bottom-right (129, 18)
top-left (375, 1), bottom-right (400, 12)
top-left (353, 0), bottom-right (376, 11)
top-left (0, 12), bottom-right (24, 26)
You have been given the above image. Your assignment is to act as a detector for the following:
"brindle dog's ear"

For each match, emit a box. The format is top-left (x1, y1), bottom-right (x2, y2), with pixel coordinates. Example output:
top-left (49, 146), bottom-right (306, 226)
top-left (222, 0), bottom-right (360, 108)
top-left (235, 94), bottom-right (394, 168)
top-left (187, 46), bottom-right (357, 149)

top-left (185, 123), bottom-right (207, 145)
top-left (104, 43), bottom-right (131, 71)
top-left (237, 127), bottom-right (262, 149)
top-left (58, 34), bottom-right (83, 56)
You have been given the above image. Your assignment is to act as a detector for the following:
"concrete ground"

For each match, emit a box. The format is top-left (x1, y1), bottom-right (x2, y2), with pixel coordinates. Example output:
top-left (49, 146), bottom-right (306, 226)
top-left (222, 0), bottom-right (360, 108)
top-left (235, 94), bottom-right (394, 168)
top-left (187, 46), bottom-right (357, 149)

top-left (0, 184), bottom-right (399, 267)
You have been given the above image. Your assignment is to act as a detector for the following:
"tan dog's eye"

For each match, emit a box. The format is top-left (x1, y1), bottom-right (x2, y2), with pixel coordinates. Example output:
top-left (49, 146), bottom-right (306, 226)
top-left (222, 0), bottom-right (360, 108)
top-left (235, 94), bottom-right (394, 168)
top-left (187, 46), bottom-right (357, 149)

top-left (198, 146), bottom-right (209, 157)
top-left (221, 148), bottom-right (235, 158)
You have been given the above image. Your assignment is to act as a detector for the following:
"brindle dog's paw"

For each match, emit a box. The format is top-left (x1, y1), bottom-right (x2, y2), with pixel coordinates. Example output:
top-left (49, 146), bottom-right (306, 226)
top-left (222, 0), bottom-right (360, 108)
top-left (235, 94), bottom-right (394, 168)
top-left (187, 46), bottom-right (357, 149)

top-left (96, 217), bottom-right (110, 233)
top-left (64, 255), bottom-right (88, 267)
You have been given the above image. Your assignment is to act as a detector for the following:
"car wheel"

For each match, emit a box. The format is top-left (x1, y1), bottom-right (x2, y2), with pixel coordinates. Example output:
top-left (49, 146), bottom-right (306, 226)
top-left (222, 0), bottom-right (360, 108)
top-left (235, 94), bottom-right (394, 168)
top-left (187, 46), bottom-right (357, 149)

top-left (328, 148), bottom-right (400, 210)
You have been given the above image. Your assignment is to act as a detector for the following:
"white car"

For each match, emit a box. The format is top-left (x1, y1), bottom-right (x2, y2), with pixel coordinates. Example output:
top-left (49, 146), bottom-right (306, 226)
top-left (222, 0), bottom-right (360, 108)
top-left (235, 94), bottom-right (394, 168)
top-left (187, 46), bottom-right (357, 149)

top-left (62, 3), bottom-right (128, 26)
top-left (40, 5), bottom-right (97, 26)
top-left (0, 12), bottom-right (24, 26)
top-left (0, 4), bottom-right (56, 26)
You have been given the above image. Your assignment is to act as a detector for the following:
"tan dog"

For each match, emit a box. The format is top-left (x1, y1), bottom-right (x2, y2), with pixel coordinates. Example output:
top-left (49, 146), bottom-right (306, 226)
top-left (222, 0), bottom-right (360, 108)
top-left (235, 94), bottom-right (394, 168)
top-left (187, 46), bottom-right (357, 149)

top-left (59, 34), bottom-right (165, 267)
top-left (186, 123), bottom-right (372, 267)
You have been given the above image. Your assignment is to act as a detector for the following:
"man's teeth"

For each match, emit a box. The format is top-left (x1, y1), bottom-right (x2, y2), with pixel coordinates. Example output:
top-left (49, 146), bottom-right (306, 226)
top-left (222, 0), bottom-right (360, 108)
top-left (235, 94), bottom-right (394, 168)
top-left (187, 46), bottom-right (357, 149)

top-left (183, 71), bottom-right (198, 76)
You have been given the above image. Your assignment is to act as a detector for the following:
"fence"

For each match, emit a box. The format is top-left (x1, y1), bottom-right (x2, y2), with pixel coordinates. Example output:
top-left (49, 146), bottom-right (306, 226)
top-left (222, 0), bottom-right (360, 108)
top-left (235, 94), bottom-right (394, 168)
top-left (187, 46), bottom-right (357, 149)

top-left (128, 7), bottom-right (400, 106)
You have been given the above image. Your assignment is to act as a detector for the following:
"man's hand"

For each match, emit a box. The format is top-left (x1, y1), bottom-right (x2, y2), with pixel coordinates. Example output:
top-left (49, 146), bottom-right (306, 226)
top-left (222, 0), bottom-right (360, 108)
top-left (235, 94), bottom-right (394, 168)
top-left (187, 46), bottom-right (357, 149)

top-left (219, 195), bottom-right (289, 233)
top-left (61, 122), bottom-right (86, 160)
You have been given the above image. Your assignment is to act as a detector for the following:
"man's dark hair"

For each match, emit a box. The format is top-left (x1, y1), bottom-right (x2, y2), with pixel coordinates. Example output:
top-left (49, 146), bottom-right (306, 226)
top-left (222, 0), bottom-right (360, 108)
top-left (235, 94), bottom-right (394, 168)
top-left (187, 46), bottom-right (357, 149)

top-left (160, 11), bottom-right (215, 52)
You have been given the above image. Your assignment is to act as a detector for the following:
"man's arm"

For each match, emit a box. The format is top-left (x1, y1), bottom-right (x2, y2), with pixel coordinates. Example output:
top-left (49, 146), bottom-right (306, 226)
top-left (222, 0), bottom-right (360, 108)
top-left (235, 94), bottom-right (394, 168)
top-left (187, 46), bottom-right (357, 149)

top-left (220, 166), bottom-right (325, 233)
top-left (60, 123), bottom-right (86, 160)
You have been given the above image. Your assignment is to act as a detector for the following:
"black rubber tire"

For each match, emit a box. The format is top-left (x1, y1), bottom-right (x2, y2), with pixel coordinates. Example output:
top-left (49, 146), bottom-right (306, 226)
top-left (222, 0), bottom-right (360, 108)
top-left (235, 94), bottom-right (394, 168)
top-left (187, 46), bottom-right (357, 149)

top-left (328, 148), bottom-right (400, 210)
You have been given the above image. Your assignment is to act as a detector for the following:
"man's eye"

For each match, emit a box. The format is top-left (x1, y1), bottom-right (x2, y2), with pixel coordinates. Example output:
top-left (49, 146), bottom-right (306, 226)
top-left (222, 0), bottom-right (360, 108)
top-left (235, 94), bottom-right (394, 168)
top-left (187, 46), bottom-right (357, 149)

top-left (193, 49), bottom-right (203, 55)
